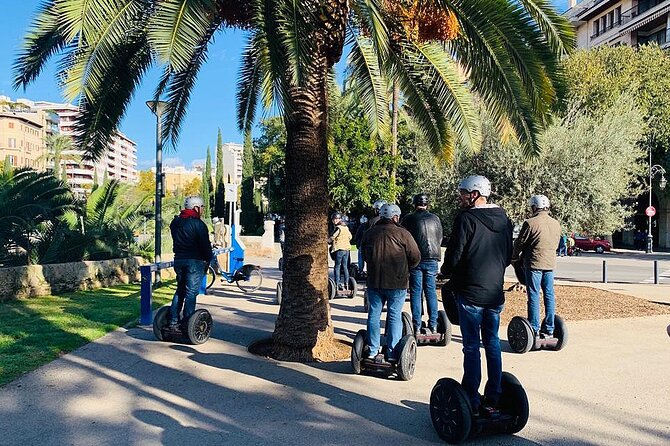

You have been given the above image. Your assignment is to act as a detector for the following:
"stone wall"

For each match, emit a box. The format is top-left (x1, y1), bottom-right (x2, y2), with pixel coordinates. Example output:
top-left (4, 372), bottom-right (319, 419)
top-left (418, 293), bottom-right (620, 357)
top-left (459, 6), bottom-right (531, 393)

top-left (0, 257), bottom-right (145, 302)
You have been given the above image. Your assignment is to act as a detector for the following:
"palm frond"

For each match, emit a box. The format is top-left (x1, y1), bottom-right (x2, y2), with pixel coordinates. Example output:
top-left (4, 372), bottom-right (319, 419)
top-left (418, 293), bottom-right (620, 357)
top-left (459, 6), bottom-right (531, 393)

top-left (148, 0), bottom-right (218, 72)
top-left (518, 0), bottom-right (575, 56)
top-left (13, 0), bottom-right (66, 90)
top-left (237, 32), bottom-right (263, 132)
top-left (346, 36), bottom-right (390, 141)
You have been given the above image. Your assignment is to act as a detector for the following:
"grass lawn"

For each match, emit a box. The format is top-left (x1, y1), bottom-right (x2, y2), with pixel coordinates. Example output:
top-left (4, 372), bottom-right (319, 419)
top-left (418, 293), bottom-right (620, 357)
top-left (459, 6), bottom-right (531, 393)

top-left (0, 281), bottom-right (176, 387)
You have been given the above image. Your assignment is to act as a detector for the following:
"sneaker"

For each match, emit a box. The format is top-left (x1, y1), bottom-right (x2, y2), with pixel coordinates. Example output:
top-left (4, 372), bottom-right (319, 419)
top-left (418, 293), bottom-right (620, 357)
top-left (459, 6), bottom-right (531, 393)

top-left (540, 331), bottom-right (554, 339)
top-left (478, 404), bottom-right (500, 419)
top-left (421, 326), bottom-right (436, 335)
top-left (166, 323), bottom-right (181, 334)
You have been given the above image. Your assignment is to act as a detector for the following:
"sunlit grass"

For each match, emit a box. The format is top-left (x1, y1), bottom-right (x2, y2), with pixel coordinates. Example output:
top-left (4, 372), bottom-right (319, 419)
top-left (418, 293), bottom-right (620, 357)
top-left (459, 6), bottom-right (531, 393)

top-left (0, 281), bottom-right (176, 387)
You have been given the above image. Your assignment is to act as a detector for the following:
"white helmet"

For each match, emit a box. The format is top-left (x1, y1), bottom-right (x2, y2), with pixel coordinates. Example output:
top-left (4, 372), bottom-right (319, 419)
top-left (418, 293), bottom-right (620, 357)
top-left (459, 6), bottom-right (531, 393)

top-left (379, 203), bottom-right (401, 220)
top-left (212, 217), bottom-right (220, 224)
top-left (184, 196), bottom-right (205, 209)
top-left (529, 194), bottom-right (550, 210)
top-left (458, 175), bottom-right (491, 197)
top-left (373, 199), bottom-right (387, 211)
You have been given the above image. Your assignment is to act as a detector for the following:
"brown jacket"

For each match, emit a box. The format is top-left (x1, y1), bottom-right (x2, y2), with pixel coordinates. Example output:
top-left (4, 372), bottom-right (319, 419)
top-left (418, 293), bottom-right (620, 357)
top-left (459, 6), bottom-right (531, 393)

top-left (513, 210), bottom-right (562, 270)
top-left (362, 220), bottom-right (421, 289)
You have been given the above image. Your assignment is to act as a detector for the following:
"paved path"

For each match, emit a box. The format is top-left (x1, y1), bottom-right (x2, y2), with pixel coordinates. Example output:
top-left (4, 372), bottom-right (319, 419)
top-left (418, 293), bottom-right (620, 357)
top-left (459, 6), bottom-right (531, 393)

top-left (0, 258), bottom-right (668, 445)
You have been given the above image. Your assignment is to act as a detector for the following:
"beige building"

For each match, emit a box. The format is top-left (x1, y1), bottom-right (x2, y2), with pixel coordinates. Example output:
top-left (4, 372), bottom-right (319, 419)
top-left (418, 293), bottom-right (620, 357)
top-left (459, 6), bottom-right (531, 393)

top-left (567, 0), bottom-right (670, 49)
top-left (156, 165), bottom-right (203, 195)
top-left (0, 98), bottom-right (60, 170)
top-left (28, 100), bottom-right (138, 195)
top-left (222, 142), bottom-right (243, 185)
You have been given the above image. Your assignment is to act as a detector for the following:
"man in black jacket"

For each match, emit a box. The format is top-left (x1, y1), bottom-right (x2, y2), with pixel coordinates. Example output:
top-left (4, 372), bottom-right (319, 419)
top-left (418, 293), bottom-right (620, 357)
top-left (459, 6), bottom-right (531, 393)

top-left (402, 193), bottom-right (443, 335)
top-left (441, 175), bottom-right (513, 417)
top-left (169, 196), bottom-right (213, 329)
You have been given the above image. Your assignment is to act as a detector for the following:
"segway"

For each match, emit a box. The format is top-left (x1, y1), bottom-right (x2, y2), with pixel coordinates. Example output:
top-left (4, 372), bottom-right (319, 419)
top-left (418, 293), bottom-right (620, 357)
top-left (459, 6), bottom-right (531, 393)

top-left (406, 310), bottom-right (451, 346)
top-left (430, 372), bottom-right (529, 444)
top-left (506, 259), bottom-right (568, 354)
top-left (328, 276), bottom-right (358, 299)
top-left (153, 305), bottom-right (213, 345)
top-left (351, 318), bottom-right (417, 381)
top-left (348, 262), bottom-right (367, 282)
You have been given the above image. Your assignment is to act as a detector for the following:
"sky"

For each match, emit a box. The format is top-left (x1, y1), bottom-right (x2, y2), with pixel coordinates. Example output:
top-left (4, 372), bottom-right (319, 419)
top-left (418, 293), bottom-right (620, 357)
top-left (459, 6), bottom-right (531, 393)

top-left (0, 1), bottom-right (569, 169)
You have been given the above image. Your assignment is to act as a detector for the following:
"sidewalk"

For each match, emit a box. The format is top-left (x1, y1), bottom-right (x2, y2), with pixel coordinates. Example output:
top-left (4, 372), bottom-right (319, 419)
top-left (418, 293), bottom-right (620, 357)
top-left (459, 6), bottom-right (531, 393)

top-left (554, 280), bottom-right (670, 305)
top-left (0, 257), bottom-right (668, 445)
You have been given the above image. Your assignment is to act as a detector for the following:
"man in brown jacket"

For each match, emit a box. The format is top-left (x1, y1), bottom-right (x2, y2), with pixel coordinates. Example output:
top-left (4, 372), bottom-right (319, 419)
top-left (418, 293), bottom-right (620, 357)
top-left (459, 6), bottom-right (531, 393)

top-left (361, 203), bottom-right (421, 363)
top-left (512, 194), bottom-right (562, 340)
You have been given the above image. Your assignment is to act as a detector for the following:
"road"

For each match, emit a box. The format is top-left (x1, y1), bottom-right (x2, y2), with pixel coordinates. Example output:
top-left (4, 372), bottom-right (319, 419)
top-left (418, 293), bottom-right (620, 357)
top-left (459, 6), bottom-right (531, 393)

top-left (504, 250), bottom-right (670, 284)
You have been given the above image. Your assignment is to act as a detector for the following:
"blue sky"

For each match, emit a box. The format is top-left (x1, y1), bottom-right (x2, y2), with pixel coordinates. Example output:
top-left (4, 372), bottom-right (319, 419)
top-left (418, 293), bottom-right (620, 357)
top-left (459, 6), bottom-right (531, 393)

top-left (0, 1), bottom-right (568, 169)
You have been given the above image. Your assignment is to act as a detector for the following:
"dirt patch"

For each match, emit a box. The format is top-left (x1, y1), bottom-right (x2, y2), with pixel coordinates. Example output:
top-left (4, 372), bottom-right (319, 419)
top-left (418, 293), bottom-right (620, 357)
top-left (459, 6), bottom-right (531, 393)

top-left (249, 337), bottom-right (350, 362)
top-left (501, 283), bottom-right (670, 325)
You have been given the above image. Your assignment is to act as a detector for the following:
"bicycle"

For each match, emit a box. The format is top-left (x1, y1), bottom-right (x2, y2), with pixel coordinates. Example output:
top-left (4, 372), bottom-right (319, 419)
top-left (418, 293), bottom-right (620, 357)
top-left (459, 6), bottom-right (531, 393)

top-left (206, 248), bottom-right (263, 292)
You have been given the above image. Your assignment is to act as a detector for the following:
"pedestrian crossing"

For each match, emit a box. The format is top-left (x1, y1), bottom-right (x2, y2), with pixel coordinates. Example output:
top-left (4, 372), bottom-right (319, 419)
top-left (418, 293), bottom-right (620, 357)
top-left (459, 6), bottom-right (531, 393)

top-left (640, 268), bottom-right (670, 284)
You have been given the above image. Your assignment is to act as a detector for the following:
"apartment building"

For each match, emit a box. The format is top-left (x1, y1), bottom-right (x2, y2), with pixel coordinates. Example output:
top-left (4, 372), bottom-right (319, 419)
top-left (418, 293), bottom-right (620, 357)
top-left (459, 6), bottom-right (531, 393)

top-left (222, 142), bottom-right (243, 185)
top-left (566, 0), bottom-right (670, 49)
top-left (0, 98), bottom-right (59, 170)
top-left (157, 165), bottom-right (203, 195)
top-left (28, 100), bottom-right (138, 195)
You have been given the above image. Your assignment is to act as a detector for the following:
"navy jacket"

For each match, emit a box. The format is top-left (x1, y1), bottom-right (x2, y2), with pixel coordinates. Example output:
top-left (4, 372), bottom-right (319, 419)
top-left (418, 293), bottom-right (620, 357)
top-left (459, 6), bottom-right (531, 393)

top-left (170, 213), bottom-right (213, 263)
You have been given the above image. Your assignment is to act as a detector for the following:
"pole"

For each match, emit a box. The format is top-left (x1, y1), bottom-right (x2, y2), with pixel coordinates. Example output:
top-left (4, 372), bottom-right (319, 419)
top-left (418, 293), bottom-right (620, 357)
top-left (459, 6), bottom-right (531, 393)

top-left (602, 260), bottom-right (608, 283)
top-left (155, 111), bottom-right (163, 283)
top-left (647, 148), bottom-right (653, 253)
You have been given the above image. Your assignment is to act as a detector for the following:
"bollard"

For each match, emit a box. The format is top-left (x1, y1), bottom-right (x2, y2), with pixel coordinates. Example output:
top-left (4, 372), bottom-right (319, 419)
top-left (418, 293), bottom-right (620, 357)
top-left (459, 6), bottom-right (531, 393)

top-left (602, 260), bottom-right (608, 283)
top-left (140, 265), bottom-right (153, 325)
top-left (654, 260), bottom-right (659, 285)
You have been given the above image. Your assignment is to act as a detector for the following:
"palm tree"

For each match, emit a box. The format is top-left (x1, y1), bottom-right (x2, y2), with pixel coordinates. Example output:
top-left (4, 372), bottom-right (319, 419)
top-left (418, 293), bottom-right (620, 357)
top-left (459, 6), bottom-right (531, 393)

top-left (39, 134), bottom-right (82, 179)
top-left (0, 167), bottom-right (76, 266)
top-left (15, 0), bottom-right (572, 360)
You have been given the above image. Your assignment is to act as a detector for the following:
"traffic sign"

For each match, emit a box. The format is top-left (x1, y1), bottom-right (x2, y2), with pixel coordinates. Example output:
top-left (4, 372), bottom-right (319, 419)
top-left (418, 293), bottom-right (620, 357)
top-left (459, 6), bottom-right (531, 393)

top-left (645, 206), bottom-right (656, 217)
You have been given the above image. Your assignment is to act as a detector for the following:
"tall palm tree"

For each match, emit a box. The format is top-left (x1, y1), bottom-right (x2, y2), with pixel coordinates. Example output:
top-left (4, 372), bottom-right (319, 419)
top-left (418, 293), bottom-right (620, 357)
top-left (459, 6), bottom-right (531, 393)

top-left (39, 134), bottom-right (82, 179)
top-left (15, 0), bottom-right (572, 360)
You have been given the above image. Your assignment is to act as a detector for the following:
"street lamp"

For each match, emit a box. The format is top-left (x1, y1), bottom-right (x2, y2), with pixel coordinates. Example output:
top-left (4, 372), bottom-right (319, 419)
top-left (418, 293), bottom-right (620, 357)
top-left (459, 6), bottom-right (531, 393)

top-left (646, 150), bottom-right (667, 253)
top-left (146, 100), bottom-right (169, 282)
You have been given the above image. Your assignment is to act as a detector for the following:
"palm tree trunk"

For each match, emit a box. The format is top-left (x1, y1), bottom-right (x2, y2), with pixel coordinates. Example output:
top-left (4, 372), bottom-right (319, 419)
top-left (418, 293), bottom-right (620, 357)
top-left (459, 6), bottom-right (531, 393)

top-left (272, 0), bottom-right (348, 361)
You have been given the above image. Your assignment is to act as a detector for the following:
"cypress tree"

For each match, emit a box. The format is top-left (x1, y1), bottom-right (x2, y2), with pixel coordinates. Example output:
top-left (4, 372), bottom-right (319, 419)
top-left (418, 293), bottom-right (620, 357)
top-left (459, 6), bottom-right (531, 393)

top-left (214, 129), bottom-right (226, 219)
top-left (240, 131), bottom-right (259, 234)
top-left (200, 154), bottom-right (211, 220)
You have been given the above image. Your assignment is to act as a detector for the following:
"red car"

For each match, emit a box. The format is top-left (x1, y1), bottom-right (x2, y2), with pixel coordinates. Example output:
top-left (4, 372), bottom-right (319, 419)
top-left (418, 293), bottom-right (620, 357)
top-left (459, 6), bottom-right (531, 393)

top-left (573, 235), bottom-right (611, 254)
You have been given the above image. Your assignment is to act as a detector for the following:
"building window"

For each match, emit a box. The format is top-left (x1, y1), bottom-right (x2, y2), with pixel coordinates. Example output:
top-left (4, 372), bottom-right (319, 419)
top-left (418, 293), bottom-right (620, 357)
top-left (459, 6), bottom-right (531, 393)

top-left (8, 155), bottom-right (15, 166)
top-left (8, 138), bottom-right (16, 148)
top-left (593, 20), bottom-right (600, 37)
top-left (615, 7), bottom-right (622, 25)
top-left (8, 122), bottom-right (14, 129)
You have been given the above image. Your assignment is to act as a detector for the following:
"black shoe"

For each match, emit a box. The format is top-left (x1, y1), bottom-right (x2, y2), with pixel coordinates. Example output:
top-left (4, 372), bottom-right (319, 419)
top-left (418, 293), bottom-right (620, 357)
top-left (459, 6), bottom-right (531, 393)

top-left (477, 399), bottom-right (501, 419)
top-left (540, 331), bottom-right (554, 339)
top-left (166, 323), bottom-right (181, 334)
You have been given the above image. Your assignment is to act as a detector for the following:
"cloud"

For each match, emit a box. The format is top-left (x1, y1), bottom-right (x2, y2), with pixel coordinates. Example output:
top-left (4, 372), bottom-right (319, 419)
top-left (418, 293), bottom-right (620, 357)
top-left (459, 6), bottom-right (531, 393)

top-left (137, 159), bottom-right (154, 170)
top-left (163, 157), bottom-right (184, 168)
top-left (191, 158), bottom-right (206, 168)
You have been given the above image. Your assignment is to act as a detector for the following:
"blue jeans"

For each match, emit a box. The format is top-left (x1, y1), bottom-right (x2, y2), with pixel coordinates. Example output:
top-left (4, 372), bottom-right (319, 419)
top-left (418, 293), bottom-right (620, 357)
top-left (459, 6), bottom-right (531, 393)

top-left (409, 259), bottom-right (439, 332)
top-left (170, 259), bottom-right (207, 325)
top-left (366, 288), bottom-right (407, 361)
top-left (333, 250), bottom-right (350, 286)
top-left (357, 249), bottom-right (365, 272)
top-left (456, 295), bottom-right (503, 410)
top-left (525, 268), bottom-right (556, 335)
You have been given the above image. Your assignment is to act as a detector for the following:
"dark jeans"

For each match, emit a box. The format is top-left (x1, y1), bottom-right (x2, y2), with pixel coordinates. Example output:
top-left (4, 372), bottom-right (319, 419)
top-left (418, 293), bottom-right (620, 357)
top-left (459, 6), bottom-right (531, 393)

top-left (333, 250), bottom-right (350, 286)
top-left (170, 259), bottom-right (207, 325)
top-left (409, 259), bottom-right (439, 332)
top-left (456, 294), bottom-right (504, 411)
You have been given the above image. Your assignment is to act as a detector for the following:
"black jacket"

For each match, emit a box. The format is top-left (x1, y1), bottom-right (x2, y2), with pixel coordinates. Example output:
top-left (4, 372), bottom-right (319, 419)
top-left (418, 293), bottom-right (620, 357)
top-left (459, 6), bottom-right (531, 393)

top-left (441, 206), bottom-right (513, 307)
top-left (170, 214), bottom-right (213, 263)
top-left (401, 209), bottom-right (443, 261)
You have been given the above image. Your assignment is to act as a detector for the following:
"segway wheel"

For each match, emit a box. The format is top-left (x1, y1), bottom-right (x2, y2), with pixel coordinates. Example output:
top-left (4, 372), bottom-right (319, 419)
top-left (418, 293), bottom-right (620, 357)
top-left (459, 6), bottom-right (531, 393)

top-left (401, 311), bottom-right (414, 337)
top-left (363, 290), bottom-right (369, 312)
top-left (499, 372), bottom-right (529, 434)
top-left (348, 263), bottom-right (358, 282)
top-left (275, 282), bottom-right (283, 305)
top-left (441, 286), bottom-right (459, 325)
top-left (351, 329), bottom-right (367, 375)
top-left (430, 378), bottom-right (473, 444)
top-left (437, 310), bottom-right (451, 346)
top-left (507, 316), bottom-right (534, 354)
top-left (186, 309), bottom-right (213, 345)
top-left (153, 305), bottom-right (171, 341)
top-left (553, 314), bottom-right (568, 351)
top-left (328, 278), bottom-right (336, 300)
top-left (396, 334), bottom-right (417, 381)
top-left (348, 277), bottom-right (358, 298)
top-left (206, 265), bottom-right (216, 290)
top-left (278, 257), bottom-right (283, 271)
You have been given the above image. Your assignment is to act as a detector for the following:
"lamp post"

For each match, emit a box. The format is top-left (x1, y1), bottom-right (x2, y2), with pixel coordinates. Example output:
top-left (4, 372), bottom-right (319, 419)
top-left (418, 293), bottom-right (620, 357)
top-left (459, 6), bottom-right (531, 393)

top-left (146, 100), bottom-right (169, 282)
top-left (646, 148), bottom-right (667, 253)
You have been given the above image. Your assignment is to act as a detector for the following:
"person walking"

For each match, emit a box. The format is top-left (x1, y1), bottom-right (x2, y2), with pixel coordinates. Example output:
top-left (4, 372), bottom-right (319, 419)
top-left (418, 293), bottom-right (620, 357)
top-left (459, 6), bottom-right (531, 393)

top-left (512, 194), bottom-right (562, 342)
top-left (441, 175), bottom-right (513, 417)
top-left (329, 212), bottom-right (352, 290)
top-left (401, 193), bottom-right (443, 335)
top-left (169, 196), bottom-right (213, 330)
top-left (362, 203), bottom-right (421, 363)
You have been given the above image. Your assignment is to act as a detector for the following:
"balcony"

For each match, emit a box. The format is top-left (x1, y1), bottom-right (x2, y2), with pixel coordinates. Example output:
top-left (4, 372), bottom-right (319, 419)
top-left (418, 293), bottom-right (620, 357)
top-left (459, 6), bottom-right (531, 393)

top-left (637, 27), bottom-right (670, 45)
top-left (620, 0), bottom-right (670, 33)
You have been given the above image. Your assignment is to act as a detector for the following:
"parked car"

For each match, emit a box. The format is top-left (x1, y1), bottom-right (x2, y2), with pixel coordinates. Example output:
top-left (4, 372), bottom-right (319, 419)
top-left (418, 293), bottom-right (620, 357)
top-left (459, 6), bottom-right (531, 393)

top-left (573, 235), bottom-right (611, 254)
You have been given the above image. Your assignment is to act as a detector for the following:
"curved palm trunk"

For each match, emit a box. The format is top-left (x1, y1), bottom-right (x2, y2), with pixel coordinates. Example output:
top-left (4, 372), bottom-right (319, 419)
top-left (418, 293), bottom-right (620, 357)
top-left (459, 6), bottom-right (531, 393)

top-left (272, 0), bottom-right (348, 361)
